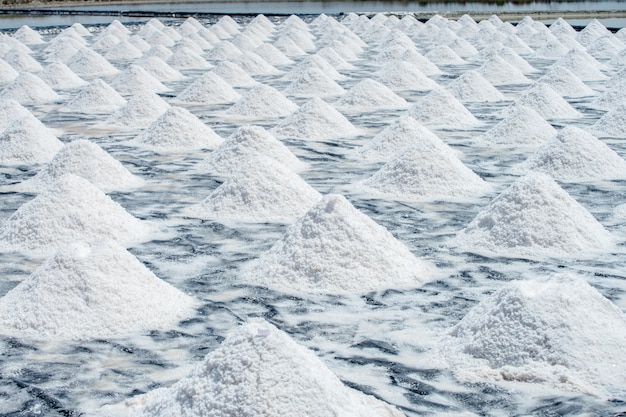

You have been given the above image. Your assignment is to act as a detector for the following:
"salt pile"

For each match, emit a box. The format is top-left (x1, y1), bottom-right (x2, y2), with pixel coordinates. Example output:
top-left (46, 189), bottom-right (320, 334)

top-left (38, 61), bottom-right (87, 90)
top-left (232, 52), bottom-right (281, 76)
top-left (0, 114), bottom-right (63, 165)
top-left (455, 173), bottom-right (613, 258)
top-left (225, 84), bottom-right (298, 119)
top-left (537, 66), bottom-right (595, 98)
top-left (201, 126), bottom-right (306, 176)
top-left (66, 47), bottom-right (120, 78)
top-left (128, 35), bottom-right (151, 53)
top-left (283, 54), bottom-right (343, 82)
top-left (449, 273), bottom-right (626, 396)
top-left (316, 46), bottom-right (354, 70)
top-left (533, 38), bottom-right (569, 60)
top-left (166, 46), bottom-right (210, 70)
top-left (186, 157), bottom-right (321, 223)
top-left (231, 32), bottom-right (263, 52)
top-left (63, 79), bottom-right (126, 114)
top-left (132, 107), bottom-right (223, 151)
top-left (0, 239), bottom-right (196, 340)
top-left (273, 36), bottom-right (307, 57)
top-left (144, 30), bottom-right (176, 48)
top-left (91, 34), bottom-right (122, 54)
top-left (577, 19), bottom-right (612, 47)
top-left (407, 88), bottom-right (480, 129)
top-left (283, 67), bottom-right (345, 98)
top-left (18, 139), bottom-right (144, 193)
top-left (477, 56), bottom-right (531, 86)
top-left (243, 194), bottom-right (432, 294)
top-left (554, 48), bottom-right (608, 81)
top-left (592, 84), bottom-right (626, 110)
top-left (334, 79), bottom-right (409, 110)
top-left (0, 99), bottom-right (34, 131)
top-left (0, 73), bottom-right (59, 105)
top-left (0, 58), bottom-right (18, 84)
top-left (110, 64), bottom-right (168, 95)
top-left (122, 319), bottom-right (404, 416)
top-left (424, 45), bottom-right (466, 65)
top-left (212, 60), bottom-right (257, 87)
top-left (271, 97), bottom-right (359, 141)
top-left (515, 83), bottom-right (581, 120)
top-left (586, 35), bottom-right (625, 60)
top-left (479, 105), bottom-right (556, 147)
top-left (137, 56), bottom-right (184, 82)
top-left (446, 70), bottom-right (506, 103)
top-left (106, 90), bottom-right (170, 129)
top-left (105, 40), bottom-right (143, 61)
top-left (3, 48), bottom-right (43, 73)
top-left (375, 60), bottom-right (439, 91)
top-left (590, 104), bottom-right (626, 138)
top-left (0, 174), bottom-right (152, 254)
top-left (447, 37), bottom-right (479, 58)
top-left (253, 42), bottom-right (293, 66)
top-left (205, 41), bottom-right (243, 61)
top-left (145, 44), bottom-right (173, 61)
top-left (13, 25), bottom-right (45, 45)
top-left (174, 71), bottom-right (240, 105)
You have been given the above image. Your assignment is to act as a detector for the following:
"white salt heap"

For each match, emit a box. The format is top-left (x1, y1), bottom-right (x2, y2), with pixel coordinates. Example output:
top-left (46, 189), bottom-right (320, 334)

top-left (226, 84), bottom-right (298, 119)
top-left (122, 319), bottom-right (404, 417)
top-left (334, 79), bottom-right (409, 110)
top-left (63, 79), bottom-right (126, 114)
top-left (166, 46), bottom-right (210, 70)
top-left (375, 60), bottom-right (439, 91)
top-left (174, 71), bottom-right (240, 105)
top-left (537, 65), bottom-right (596, 98)
top-left (212, 60), bottom-right (257, 87)
top-left (205, 41), bottom-right (243, 61)
top-left (316, 46), bottom-right (354, 70)
top-left (520, 126), bottom-right (626, 181)
top-left (554, 48), bottom-right (608, 81)
top-left (243, 194), bottom-right (432, 294)
top-left (66, 47), bottom-right (120, 78)
top-left (132, 107), bottom-right (223, 151)
top-left (455, 173), bottom-right (613, 259)
top-left (515, 83), bottom-right (580, 120)
top-left (137, 56), bottom-right (184, 82)
top-left (0, 114), bottom-right (63, 165)
top-left (91, 34), bottom-right (122, 55)
top-left (4, 48), bottom-right (43, 73)
top-left (479, 105), bottom-right (556, 147)
top-left (477, 56), bottom-right (530, 86)
top-left (231, 52), bottom-right (280, 76)
top-left (18, 139), bottom-right (144, 193)
top-left (271, 97), bottom-right (359, 141)
top-left (449, 273), bottom-right (626, 397)
top-left (201, 125), bottom-right (306, 176)
top-left (145, 44), bottom-right (173, 61)
top-left (273, 36), bottom-right (307, 57)
top-left (586, 35), bottom-right (625, 60)
top-left (283, 67), bottom-right (346, 98)
top-left (446, 70), bottom-right (506, 102)
top-left (253, 42), bottom-right (293, 66)
top-left (425, 44), bottom-right (466, 65)
top-left (592, 71), bottom-right (626, 109)
top-left (407, 88), bottom-right (480, 129)
top-left (13, 25), bottom-right (45, 45)
top-left (0, 99), bottom-right (34, 130)
top-left (283, 55), bottom-right (343, 81)
top-left (0, 58), bottom-right (18, 84)
top-left (106, 90), bottom-right (170, 129)
top-left (577, 19), bottom-right (612, 47)
top-left (0, 73), bottom-right (59, 105)
top-left (110, 64), bottom-right (168, 95)
top-left (590, 104), bottom-right (626, 138)
top-left (186, 157), bottom-right (321, 223)
top-left (105, 39), bottom-right (143, 61)
top-left (39, 61), bottom-right (87, 90)
top-left (0, 174), bottom-right (152, 255)
top-left (533, 38), bottom-right (569, 60)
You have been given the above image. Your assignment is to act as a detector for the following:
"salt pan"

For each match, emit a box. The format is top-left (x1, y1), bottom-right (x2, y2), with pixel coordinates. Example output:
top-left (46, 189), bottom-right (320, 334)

top-left (225, 84), bottom-right (297, 119)
top-left (406, 88), bottom-right (480, 129)
top-left (174, 71), bottom-right (240, 105)
top-left (63, 79), bottom-right (126, 114)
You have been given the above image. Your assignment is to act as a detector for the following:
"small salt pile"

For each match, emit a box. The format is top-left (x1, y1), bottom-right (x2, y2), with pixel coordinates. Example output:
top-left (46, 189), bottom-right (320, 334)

top-left (205, 40), bottom-right (243, 61)
top-left (586, 35), bottom-right (626, 60)
top-left (271, 97), bottom-right (359, 141)
top-left (334, 79), bottom-right (409, 111)
top-left (537, 65), bottom-right (595, 98)
top-left (520, 126), bottom-right (626, 181)
top-left (91, 33), bottom-right (122, 54)
top-left (276, 28), bottom-right (316, 53)
top-left (18, 139), bottom-right (144, 193)
top-left (425, 44), bottom-right (466, 65)
top-left (145, 44), bottom-right (173, 61)
top-left (231, 51), bottom-right (280, 76)
top-left (225, 84), bottom-right (298, 119)
top-left (63, 79), bottom-right (126, 114)
top-left (0, 99), bottom-right (33, 130)
top-left (592, 84), bottom-right (626, 110)
top-left (44, 41), bottom-right (83, 64)
top-left (0, 36), bottom-right (32, 55)
top-left (200, 126), bottom-right (305, 176)
top-left (375, 60), bottom-right (439, 91)
top-left (455, 172), bottom-right (613, 258)
top-left (105, 39), bottom-right (143, 61)
top-left (110, 64), bottom-right (168, 95)
top-left (212, 60), bottom-right (257, 87)
top-left (0, 72), bottom-right (59, 105)
top-left (128, 35), bottom-right (151, 53)
top-left (243, 194), bottom-right (432, 294)
top-left (0, 239), bottom-right (196, 340)
top-left (253, 42), bottom-right (293, 66)
top-left (479, 105), bottom-right (556, 147)
top-left (13, 25), bottom-right (45, 45)
top-left (0, 58), bottom-right (18, 84)
top-left (166, 46), bottom-right (210, 70)
top-left (178, 16), bottom-right (204, 35)
top-left (0, 114), bottom-right (63, 165)
top-left (106, 90), bottom-right (170, 129)
top-left (283, 67), bottom-right (345, 98)
top-left (103, 19), bottom-right (131, 38)
top-left (497, 46), bottom-right (536, 73)
top-left (186, 157), bottom-right (321, 223)
top-left (38, 61), bottom-right (87, 90)
top-left (122, 319), bottom-right (404, 417)
top-left (515, 82), bottom-right (580, 120)
top-left (591, 104), bottom-right (626, 138)
top-left (273, 36), bottom-right (308, 57)
top-left (449, 273), bottom-right (626, 396)
top-left (0, 174), bottom-right (152, 254)
top-left (316, 46), bottom-right (354, 70)
top-left (175, 38), bottom-right (204, 55)
top-left (231, 32), bottom-right (263, 52)
top-left (325, 39), bottom-right (359, 61)
top-left (132, 107), bottom-right (223, 151)
top-left (283, 54), bottom-right (343, 81)
top-left (137, 55), bottom-right (184, 82)
top-left (577, 19), bottom-right (612, 47)
top-left (407, 88), bottom-right (480, 129)
top-left (185, 32), bottom-right (213, 50)
top-left (174, 71), bottom-right (240, 105)
top-left (502, 34), bottom-right (535, 56)
top-left (144, 30), bottom-right (176, 48)
top-left (553, 48), bottom-right (608, 81)
top-left (550, 17), bottom-right (578, 40)
top-left (477, 56), bottom-right (531, 86)
top-left (447, 37), bottom-right (479, 58)
top-left (4, 48), bottom-right (43, 73)
top-left (67, 47), bottom-right (120, 78)
top-left (446, 70), bottom-right (506, 103)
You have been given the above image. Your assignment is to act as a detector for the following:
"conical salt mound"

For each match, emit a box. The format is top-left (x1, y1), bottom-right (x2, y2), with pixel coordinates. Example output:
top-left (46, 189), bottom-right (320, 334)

top-left (283, 67), bottom-right (346, 98)
top-left (590, 104), bottom-right (626, 138)
top-left (271, 97), bottom-right (359, 141)
top-left (201, 126), bottom-right (306, 176)
top-left (449, 273), bottom-right (626, 396)
top-left (283, 54), bottom-right (343, 82)
top-left (374, 60), bottom-right (439, 92)
top-left (0, 58), bottom-right (18, 84)
top-left (592, 82), bottom-right (626, 110)
top-left (0, 174), bottom-right (153, 255)
top-left (0, 99), bottom-right (36, 131)
top-left (358, 115), bottom-right (444, 162)
top-left (253, 42), bottom-right (293, 66)
top-left (334, 79), bottom-right (408, 111)
top-left (66, 47), bottom-right (120, 78)
top-left (167, 46), bottom-right (211, 70)
top-left (39, 61), bottom-right (87, 90)
top-left (137, 55), bottom-right (184, 82)
top-left (533, 37), bottom-right (569, 60)
top-left (90, 33), bottom-right (121, 55)
top-left (174, 71), bottom-right (240, 105)
top-left (407, 88), bottom-right (480, 129)
top-left (273, 36), bottom-right (307, 57)
top-left (109, 64), bottom-right (168, 95)
top-left (479, 105), bottom-right (556, 147)
top-left (13, 25), bottom-right (45, 45)
top-left (4, 48), bottom-right (43, 73)
top-left (446, 70), bottom-right (506, 103)
top-left (243, 194), bottom-right (432, 294)
top-left (456, 173), bottom-right (613, 258)
top-left (205, 40), bottom-right (243, 61)
top-left (105, 39), bottom-right (143, 61)
top-left (121, 319), bottom-right (404, 416)
top-left (225, 84), bottom-right (297, 119)
top-left (186, 157), bottom-right (321, 223)
top-left (0, 114), bottom-right (63, 165)
top-left (106, 91), bottom-right (170, 129)
top-left (0, 239), bottom-right (196, 340)
top-left (231, 52), bottom-right (280, 76)
top-left (537, 65), bottom-right (596, 98)
top-left (0, 73), bottom-right (59, 105)
top-left (132, 107), bottom-right (223, 151)
top-left (212, 60), bottom-right (257, 87)
top-left (520, 126), bottom-right (626, 181)
top-left (18, 139), bottom-right (144, 193)
top-left (554, 48), bottom-right (608, 81)
top-left (425, 44), bottom-right (466, 65)
top-left (515, 83), bottom-right (580, 120)
top-left (316, 47), bottom-right (355, 70)
top-left (586, 35), bottom-right (625, 60)
top-left (577, 19), bottom-right (612, 47)
top-left (477, 56), bottom-right (531, 86)
top-left (63, 79), bottom-right (126, 114)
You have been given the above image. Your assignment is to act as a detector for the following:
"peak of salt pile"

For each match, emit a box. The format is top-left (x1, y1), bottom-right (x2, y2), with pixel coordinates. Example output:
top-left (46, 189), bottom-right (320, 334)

top-left (554, 48), bottom-right (608, 81)
top-left (186, 157), bottom-right (321, 223)
top-left (446, 70), bottom-right (506, 103)
top-left (550, 17), bottom-right (577, 39)
top-left (479, 105), bottom-right (556, 147)
top-left (243, 194), bottom-right (432, 294)
top-left (201, 126), bottom-right (305, 176)
top-left (0, 239), bottom-right (195, 340)
top-left (166, 46), bottom-right (210, 70)
top-left (586, 35), bottom-right (625, 60)
top-left (225, 84), bottom-right (297, 119)
top-left (44, 41), bottom-right (83, 64)
top-left (132, 107), bottom-right (222, 151)
top-left (456, 172), bottom-right (613, 258)
top-left (591, 104), bottom-right (626, 138)
top-left (137, 55), bottom-right (184, 82)
top-left (334, 79), bottom-right (408, 111)
top-left (375, 60), bottom-right (439, 91)
top-left (271, 97), bottom-right (359, 141)
top-left (63, 79), bottom-right (125, 114)
top-left (105, 39), bottom-right (143, 61)
top-left (283, 54), bottom-right (343, 82)
top-left (407, 88), bottom-right (480, 129)
top-left (67, 47), bottom-right (120, 78)
top-left (0, 58), bottom-right (18, 84)
top-left (205, 40), bottom-right (243, 61)
top-left (253, 42), bottom-right (293, 66)
top-left (146, 44), bottom-right (173, 61)
top-left (447, 37), bottom-right (479, 58)
top-left (273, 36), bottom-right (307, 57)
top-left (106, 90), bottom-right (169, 129)
top-left (324, 38), bottom-right (360, 61)
top-left (515, 82), bottom-right (580, 120)
top-left (231, 51), bottom-right (280, 76)
top-left (19, 139), bottom-right (144, 193)
top-left (477, 56), bottom-right (531, 86)
top-left (178, 16), bottom-right (204, 34)
top-left (110, 64), bottom-right (168, 95)
top-left (91, 33), bottom-right (122, 54)
top-left (174, 71), bottom-right (240, 105)
top-left (449, 273), bottom-right (626, 396)
top-left (144, 30), bottom-right (176, 48)
top-left (502, 34), bottom-right (535, 56)
top-left (4, 48), bottom-right (43, 73)
top-left (537, 65), bottom-right (595, 98)
top-left (276, 28), bottom-right (316, 53)
top-left (249, 14), bottom-right (275, 35)
top-left (123, 319), bottom-right (404, 416)
top-left (212, 60), bottom-right (257, 87)
top-left (0, 99), bottom-right (33, 131)
top-left (0, 114), bottom-right (63, 165)
top-left (215, 15), bottom-right (241, 36)
top-left (231, 32), bottom-right (263, 52)
top-left (176, 37), bottom-right (205, 55)
top-left (0, 35), bottom-right (31, 55)
top-left (577, 19), bottom-right (612, 47)
top-left (39, 61), bottom-right (86, 90)
top-left (425, 44), bottom-right (466, 65)
top-left (13, 25), bottom-right (44, 45)
top-left (316, 46), bottom-right (354, 70)
top-left (0, 73), bottom-right (59, 105)
top-left (520, 126), bottom-right (626, 181)
top-left (283, 67), bottom-right (345, 98)
top-left (0, 174), bottom-right (152, 254)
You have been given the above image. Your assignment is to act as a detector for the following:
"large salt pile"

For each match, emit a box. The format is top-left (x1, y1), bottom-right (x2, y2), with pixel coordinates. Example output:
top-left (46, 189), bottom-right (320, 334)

top-left (137, 56), bottom-right (184, 82)
top-left (407, 88), bottom-right (480, 129)
top-left (105, 39), bottom-right (143, 61)
top-left (39, 61), bottom-right (87, 90)
top-left (253, 42), bottom-right (293, 66)
top-left (448, 273), bottom-right (626, 396)
top-left (243, 194), bottom-right (432, 294)
top-left (0, 174), bottom-right (152, 254)
top-left (316, 46), bottom-right (354, 70)
top-left (232, 52), bottom-right (280, 76)
top-left (109, 64), bottom-right (167, 95)
top-left (174, 71), bottom-right (240, 105)
top-left (577, 19), bottom-right (612, 47)
top-left (4, 48), bottom-right (44, 73)
top-left (225, 84), bottom-right (298, 119)
top-left (425, 44), bottom-right (466, 65)
top-left (477, 56), bottom-right (530, 86)
top-left (0, 114), bottom-right (63, 165)
top-left (283, 67), bottom-right (346, 98)
top-left (18, 139), bottom-right (144, 193)
top-left (166, 46), bottom-right (211, 70)
top-left (66, 47), bottom-right (120, 78)
top-left (91, 33), bottom-right (122, 55)
top-left (0, 73), bottom-right (59, 105)
top-left (186, 157), bottom-right (321, 223)
top-left (13, 25), bottom-right (45, 45)
top-left (0, 99), bottom-right (34, 131)
top-left (121, 319), bottom-right (404, 416)
top-left (106, 90), bottom-right (170, 129)
top-left (586, 35), bottom-right (625, 60)
top-left (145, 44), bottom-right (173, 61)
top-left (271, 97), bottom-right (359, 141)
top-left (273, 36), bottom-right (307, 57)
top-left (537, 65), bottom-right (595, 98)
top-left (455, 173), bottom-right (613, 258)
top-left (520, 126), bottom-right (626, 181)
top-left (132, 107), bottom-right (223, 151)
top-left (212, 60), bottom-right (257, 87)
top-left (375, 60), bottom-right (439, 92)
top-left (592, 85), bottom-right (626, 111)
top-left (283, 54), bottom-right (343, 82)
top-left (334, 79), bottom-right (409, 111)
top-left (590, 104), bottom-right (626, 138)
top-left (446, 70), bottom-right (506, 103)
top-left (205, 40), bottom-right (243, 61)
top-left (533, 38), bottom-right (570, 60)
top-left (201, 126), bottom-right (306, 176)
top-left (0, 58), bottom-right (18, 84)
top-left (515, 83), bottom-right (580, 120)
top-left (0, 239), bottom-right (196, 340)
top-left (63, 79), bottom-right (126, 114)
top-left (479, 105), bottom-right (556, 147)
top-left (553, 48), bottom-right (608, 81)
